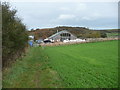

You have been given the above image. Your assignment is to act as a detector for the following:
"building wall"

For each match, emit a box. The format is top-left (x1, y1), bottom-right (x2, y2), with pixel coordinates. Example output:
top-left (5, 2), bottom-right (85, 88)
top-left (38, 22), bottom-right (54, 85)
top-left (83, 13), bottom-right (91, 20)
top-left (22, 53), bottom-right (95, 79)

top-left (48, 31), bottom-right (77, 41)
top-left (51, 35), bottom-right (61, 41)
top-left (70, 34), bottom-right (77, 40)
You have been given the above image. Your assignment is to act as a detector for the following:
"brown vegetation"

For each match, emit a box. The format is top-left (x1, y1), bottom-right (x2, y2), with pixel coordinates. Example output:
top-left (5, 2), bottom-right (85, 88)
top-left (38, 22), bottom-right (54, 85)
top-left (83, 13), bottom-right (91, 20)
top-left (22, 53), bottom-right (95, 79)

top-left (28, 26), bottom-right (118, 40)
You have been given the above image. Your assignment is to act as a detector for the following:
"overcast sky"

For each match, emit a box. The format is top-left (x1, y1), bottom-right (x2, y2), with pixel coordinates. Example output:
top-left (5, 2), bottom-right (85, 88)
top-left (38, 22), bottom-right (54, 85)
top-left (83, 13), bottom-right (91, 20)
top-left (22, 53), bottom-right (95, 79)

top-left (10, 1), bottom-right (118, 30)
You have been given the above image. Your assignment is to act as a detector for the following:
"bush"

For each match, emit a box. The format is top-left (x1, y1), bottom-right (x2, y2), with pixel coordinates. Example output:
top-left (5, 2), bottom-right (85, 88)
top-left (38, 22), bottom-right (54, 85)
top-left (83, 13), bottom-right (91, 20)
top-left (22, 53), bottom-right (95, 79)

top-left (83, 31), bottom-right (101, 38)
top-left (2, 2), bottom-right (28, 67)
top-left (100, 32), bottom-right (107, 38)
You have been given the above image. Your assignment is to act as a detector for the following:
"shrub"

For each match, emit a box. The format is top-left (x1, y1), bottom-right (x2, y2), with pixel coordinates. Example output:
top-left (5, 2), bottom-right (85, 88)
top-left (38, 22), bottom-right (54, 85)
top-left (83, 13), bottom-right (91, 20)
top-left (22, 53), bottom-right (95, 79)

top-left (2, 2), bottom-right (28, 67)
top-left (100, 32), bottom-right (107, 38)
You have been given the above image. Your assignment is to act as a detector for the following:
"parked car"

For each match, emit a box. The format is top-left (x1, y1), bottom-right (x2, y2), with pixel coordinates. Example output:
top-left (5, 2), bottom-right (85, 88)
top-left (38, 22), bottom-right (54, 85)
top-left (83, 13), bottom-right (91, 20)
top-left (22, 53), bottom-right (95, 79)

top-left (44, 39), bottom-right (52, 43)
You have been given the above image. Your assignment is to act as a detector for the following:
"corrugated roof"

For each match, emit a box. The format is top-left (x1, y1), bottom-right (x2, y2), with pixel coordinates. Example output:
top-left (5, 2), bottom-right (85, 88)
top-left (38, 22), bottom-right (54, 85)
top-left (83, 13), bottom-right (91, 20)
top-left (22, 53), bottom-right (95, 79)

top-left (48, 30), bottom-right (71, 39)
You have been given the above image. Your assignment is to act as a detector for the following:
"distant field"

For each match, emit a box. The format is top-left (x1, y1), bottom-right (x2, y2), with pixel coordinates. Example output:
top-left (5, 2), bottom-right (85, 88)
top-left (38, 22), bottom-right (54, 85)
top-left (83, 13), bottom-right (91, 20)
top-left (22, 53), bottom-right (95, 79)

top-left (107, 33), bottom-right (118, 37)
top-left (3, 40), bottom-right (118, 88)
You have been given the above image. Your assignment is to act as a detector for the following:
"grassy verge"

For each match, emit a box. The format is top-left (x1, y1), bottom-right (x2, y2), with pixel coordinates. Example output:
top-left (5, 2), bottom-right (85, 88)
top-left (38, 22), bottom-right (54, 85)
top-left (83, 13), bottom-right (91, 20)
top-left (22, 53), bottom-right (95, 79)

top-left (3, 47), bottom-right (63, 88)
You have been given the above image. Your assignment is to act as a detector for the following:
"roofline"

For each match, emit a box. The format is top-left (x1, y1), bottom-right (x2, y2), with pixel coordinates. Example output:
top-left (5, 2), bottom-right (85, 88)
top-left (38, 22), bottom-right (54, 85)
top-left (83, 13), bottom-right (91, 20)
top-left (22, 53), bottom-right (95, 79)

top-left (48, 30), bottom-right (77, 39)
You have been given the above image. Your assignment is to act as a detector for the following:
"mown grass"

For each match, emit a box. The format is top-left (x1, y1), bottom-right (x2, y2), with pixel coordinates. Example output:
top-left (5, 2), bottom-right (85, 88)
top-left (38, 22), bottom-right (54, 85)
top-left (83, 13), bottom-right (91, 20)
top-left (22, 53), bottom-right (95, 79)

top-left (3, 40), bottom-right (118, 88)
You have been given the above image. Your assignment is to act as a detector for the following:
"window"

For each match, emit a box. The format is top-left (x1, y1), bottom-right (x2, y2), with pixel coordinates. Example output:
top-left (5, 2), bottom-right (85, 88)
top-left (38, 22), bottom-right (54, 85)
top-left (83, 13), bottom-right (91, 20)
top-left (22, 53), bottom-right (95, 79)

top-left (60, 33), bottom-right (71, 37)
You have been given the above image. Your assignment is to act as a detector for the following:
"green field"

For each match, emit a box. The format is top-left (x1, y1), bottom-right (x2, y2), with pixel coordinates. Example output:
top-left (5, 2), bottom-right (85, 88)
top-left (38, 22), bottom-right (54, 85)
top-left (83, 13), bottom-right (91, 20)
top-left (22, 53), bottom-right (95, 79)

top-left (3, 40), bottom-right (118, 88)
top-left (107, 33), bottom-right (118, 37)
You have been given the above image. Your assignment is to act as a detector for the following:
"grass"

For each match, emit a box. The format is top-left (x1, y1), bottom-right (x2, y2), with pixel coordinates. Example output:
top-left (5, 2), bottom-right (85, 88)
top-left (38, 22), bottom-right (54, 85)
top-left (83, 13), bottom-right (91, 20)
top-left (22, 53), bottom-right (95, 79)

top-left (3, 47), bottom-right (62, 88)
top-left (107, 33), bottom-right (118, 37)
top-left (3, 40), bottom-right (118, 88)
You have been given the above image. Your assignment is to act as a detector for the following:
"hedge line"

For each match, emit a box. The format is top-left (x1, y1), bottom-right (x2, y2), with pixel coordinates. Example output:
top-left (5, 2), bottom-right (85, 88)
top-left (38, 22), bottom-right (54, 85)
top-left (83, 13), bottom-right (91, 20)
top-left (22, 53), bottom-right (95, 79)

top-left (2, 2), bottom-right (28, 68)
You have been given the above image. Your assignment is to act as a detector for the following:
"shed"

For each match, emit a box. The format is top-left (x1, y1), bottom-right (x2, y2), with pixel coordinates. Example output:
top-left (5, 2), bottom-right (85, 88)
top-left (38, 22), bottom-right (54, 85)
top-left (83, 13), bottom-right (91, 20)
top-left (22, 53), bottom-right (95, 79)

top-left (48, 30), bottom-right (77, 42)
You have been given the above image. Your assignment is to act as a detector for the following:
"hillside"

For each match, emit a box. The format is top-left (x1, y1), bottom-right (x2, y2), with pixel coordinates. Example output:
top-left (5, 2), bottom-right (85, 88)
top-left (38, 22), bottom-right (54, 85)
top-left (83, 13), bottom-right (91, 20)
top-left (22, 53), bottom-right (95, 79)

top-left (28, 26), bottom-right (119, 39)
top-left (97, 29), bottom-right (119, 33)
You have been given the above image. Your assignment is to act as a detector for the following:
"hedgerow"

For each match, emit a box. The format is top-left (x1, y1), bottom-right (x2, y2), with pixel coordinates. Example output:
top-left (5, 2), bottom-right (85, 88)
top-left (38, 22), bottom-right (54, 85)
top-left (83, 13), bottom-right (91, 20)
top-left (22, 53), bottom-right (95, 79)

top-left (2, 2), bottom-right (28, 67)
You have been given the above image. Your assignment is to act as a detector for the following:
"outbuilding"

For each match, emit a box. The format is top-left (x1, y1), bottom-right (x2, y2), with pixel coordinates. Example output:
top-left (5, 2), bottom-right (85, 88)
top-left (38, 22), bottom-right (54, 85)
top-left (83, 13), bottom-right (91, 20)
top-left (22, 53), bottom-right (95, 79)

top-left (48, 30), bottom-right (77, 42)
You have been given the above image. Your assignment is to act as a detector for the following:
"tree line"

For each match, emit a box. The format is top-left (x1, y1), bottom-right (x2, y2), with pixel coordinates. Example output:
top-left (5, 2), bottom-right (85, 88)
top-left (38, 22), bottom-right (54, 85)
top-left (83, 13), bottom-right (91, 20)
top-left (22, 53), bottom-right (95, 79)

top-left (2, 2), bottom-right (28, 68)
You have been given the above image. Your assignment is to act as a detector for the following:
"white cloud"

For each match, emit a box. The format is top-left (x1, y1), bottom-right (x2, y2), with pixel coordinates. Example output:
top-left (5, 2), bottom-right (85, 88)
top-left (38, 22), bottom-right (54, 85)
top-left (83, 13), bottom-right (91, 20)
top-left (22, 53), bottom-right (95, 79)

top-left (92, 13), bottom-right (101, 17)
top-left (59, 3), bottom-right (87, 13)
top-left (58, 14), bottom-right (76, 20)
top-left (60, 7), bottom-right (70, 11)
top-left (81, 17), bottom-right (92, 20)
top-left (76, 3), bottom-right (87, 11)
top-left (8, 0), bottom-right (119, 2)
top-left (9, 2), bottom-right (118, 29)
top-left (81, 13), bottom-right (102, 21)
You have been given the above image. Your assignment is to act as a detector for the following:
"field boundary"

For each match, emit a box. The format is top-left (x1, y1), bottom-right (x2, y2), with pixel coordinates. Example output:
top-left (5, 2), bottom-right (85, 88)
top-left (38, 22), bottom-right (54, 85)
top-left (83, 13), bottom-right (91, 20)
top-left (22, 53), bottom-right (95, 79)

top-left (41, 37), bottom-right (118, 46)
